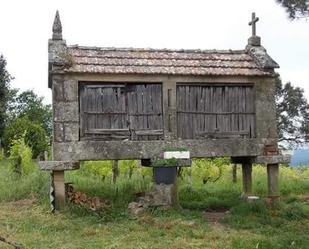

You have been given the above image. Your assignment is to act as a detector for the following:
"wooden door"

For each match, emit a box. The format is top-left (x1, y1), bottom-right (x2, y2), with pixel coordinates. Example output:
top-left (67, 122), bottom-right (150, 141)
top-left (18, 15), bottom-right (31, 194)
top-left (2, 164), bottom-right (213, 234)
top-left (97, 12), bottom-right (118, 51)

top-left (80, 83), bottom-right (163, 141)
top-left (80, 84), bottom-right (129, 140)
top-left (177, 85), bottom-right (255, 139)
top-left (127, 84), bottom-right (163, 140)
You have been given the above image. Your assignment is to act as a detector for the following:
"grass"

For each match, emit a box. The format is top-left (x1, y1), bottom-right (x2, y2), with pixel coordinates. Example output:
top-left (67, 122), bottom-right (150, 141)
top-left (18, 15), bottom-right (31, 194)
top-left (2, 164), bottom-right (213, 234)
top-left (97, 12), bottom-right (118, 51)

top-left (0, 159), bottom-right (308, 248)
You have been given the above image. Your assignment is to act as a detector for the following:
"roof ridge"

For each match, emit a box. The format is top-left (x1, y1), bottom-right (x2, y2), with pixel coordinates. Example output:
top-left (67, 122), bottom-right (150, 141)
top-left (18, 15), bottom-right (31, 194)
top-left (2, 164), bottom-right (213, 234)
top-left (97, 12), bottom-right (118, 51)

top-left (71, 55), bottom-right (252, 62)
top-left (68, 45), bottom-right (246, 54)
top-left (72, 62), bottom-right (258, 69)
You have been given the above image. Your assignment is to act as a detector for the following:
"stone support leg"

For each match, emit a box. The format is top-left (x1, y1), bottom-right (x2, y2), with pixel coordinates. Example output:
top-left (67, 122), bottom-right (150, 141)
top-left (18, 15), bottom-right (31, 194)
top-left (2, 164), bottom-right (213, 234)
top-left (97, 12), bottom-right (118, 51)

top-left (112, 160), bottom-right (119, 184)
top-left (232, 164), bottom-right (237, 183)
top-left (242, 162), bottom-right (252, 198)
top-left (267, 163), bottom-right (279, 201)
top-left (53, 170), bottom-right (66, 210)
top-left (170, 180), bottom-right (179, 208)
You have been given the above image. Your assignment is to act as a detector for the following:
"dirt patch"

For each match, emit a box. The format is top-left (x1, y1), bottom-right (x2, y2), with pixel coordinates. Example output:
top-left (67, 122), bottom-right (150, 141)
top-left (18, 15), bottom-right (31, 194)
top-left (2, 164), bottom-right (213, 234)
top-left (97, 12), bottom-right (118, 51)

top-left (9, 197), bottom-right (37, 207)
top-left (204, 209), bottom-right (229, 223)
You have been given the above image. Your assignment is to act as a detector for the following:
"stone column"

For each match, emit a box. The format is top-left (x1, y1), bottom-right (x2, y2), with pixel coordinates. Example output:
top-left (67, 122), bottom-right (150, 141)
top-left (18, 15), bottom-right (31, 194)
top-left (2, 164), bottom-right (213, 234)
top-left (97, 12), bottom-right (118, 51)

top-left (242, 162), bottom-right (252, 198)
top-left (232, 164), bottom-right (237, 183)
top-left (112, 160), bottom-right (119, 184)
top-left (267, 163), bottom-right (279, 202)
top-left (171, 181), bottom-right (179, 208)
top-left (38, 161), bottom-right (80, 211)
top-left (53, 171), bottom-right (66, 210)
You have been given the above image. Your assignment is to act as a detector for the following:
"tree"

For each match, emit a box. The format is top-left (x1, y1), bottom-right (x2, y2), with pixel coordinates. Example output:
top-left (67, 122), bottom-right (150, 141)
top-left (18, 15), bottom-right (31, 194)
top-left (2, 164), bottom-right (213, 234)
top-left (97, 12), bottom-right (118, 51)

top-left (276, 79), bottom-right (309, 147)
top-left (276, 0), bottom-right (309, 19)
top-left (9, 90), bottom-right (52, 138)
top-left (0, 55), bottom-right (13, 139)
top-left (3, 117), bottom-right (48, 159)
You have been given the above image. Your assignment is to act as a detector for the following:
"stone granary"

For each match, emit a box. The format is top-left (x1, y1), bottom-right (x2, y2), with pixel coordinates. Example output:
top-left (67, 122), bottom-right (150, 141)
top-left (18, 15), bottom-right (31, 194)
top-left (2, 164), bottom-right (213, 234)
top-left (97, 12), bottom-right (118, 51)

top-left (40, 11), bottom-right (290, 210)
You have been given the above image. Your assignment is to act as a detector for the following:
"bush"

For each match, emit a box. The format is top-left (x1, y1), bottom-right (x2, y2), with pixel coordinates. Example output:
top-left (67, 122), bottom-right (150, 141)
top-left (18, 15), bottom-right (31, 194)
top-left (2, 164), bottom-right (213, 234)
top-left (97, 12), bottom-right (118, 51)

top-left (192, 157), bottom-right (229, 184)
top-left (137, 165), bottom-right (152, 179)
top-left (280, 202), bottom-right (308, 220)
top-left (81, 161), bottom-right (112, 180)
top-left (0, 148), bottom-right (4, 161)
top-left (9, 137), bottom-right (33, 176)
top-left (3, 117), bottom-right (48, 158)
top-left (119, 160), bottom-right (137, 178)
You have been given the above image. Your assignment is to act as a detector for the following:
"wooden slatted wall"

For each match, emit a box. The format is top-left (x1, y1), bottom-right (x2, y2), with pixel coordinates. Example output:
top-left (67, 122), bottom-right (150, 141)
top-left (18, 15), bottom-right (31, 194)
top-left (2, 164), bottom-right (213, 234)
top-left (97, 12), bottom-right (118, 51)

top-left (177, 85), bottom-right (255, 139)
top-left (80, 83), bottom-right (163, 141)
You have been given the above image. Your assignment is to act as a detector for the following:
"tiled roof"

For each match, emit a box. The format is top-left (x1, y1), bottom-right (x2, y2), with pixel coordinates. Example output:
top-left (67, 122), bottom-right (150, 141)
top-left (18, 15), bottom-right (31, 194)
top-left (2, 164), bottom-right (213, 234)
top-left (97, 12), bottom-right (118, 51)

top-left (64, 46), bottom-right (278, 76)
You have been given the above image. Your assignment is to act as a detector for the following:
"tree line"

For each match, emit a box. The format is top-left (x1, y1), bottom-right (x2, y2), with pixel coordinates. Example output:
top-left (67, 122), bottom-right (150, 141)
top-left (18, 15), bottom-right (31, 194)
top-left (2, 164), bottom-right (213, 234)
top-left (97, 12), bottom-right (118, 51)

top-left (0, 55), bottom-right (51, 159)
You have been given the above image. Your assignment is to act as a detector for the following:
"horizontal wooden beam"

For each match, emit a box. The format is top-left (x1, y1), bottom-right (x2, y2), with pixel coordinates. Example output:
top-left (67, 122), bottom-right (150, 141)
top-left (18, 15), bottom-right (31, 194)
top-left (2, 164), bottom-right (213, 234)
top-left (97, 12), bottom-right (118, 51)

top-left (198, 131), bottom-right (249, 135)
top-left (134, 129), bottom-right (163, 136)
top-left (85, 112), bottom-right (162, 116)
top-left (38, 161), bottom-right (80, 171)
top-left (84, 84), bottom-right (125, 88)
top-left (177, 110), bottom-right (255, 115)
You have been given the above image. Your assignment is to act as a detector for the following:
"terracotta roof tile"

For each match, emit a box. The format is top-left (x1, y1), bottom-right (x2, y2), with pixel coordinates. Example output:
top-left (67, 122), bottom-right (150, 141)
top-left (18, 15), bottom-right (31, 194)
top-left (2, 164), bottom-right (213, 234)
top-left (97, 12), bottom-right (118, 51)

top-left (64, 46), bottom-right (275, 76)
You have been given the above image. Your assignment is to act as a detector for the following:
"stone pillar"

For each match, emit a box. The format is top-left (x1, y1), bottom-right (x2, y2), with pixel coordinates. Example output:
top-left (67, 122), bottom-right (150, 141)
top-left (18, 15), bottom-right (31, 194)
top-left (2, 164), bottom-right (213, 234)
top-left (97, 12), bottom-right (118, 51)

top-left (38, 161), bottom-right (80, 211)
top-left (242, 162), bottom-right (252, 198)
top-left (53, 171), bottom-right (66, 210)
top-left (267, 163), bottom-right (279, 202)
top-left (232, 164), bottom-right (237, 183)
top-left (112, 160), bottom-right (119, 184)
top-left (170, 180), bottom-right (179, 208)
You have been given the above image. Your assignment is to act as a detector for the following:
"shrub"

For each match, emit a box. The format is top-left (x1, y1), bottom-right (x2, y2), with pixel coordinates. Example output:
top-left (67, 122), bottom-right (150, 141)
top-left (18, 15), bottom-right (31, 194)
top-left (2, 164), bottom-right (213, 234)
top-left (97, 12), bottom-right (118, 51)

top-left (9, 137), bottom-right (33, 176)
top-left (3, 117), bottom-right (48, 158)
top-left (192, 157), bottom-right (229, 184)
top-left (81, 161), bottom-right (112, 180)
top-left (137, 165), bottom-right (152, 179)
top-left (280, 202), bottom-right (308, 220)
top-left (119, 160), bottom-right (138, 178)
top-left (0, 148), bottom-right (4, 161)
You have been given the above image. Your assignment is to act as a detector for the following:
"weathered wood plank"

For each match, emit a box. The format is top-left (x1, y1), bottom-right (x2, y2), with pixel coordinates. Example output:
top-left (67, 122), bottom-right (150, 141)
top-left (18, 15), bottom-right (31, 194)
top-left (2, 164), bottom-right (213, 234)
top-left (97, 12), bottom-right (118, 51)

top-left (84, 128), bottom-right (130, 134)
top-left (176, 85), bottom-right (255, 139)
top-left (80, 83), bottom-right (163, 141)
top-left (135, 129), bottom-right (164, 136)
top-left (84, 84), bottom-right (125, 88)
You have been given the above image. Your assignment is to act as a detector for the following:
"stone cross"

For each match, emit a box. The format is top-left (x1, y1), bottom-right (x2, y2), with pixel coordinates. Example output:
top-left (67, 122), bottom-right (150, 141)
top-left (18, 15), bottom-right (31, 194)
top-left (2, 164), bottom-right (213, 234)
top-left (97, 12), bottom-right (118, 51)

top-left (249, 12), bottom-right (259, 37)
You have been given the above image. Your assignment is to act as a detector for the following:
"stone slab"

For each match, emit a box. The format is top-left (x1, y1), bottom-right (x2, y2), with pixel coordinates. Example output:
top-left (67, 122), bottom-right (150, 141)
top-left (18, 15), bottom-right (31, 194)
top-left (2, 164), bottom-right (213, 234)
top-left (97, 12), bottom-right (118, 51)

top-left (52, 138), bottom-right (272, 161)
top-left (254, 155), bottom-right (291, 164)
top-left (38, 161), bottom-right (80, 171)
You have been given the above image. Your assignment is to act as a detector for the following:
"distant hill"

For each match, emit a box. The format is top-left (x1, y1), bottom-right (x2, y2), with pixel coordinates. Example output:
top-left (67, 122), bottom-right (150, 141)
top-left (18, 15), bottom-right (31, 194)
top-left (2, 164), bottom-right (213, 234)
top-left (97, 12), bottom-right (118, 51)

top-left (290, 149), bottom-right (309, 167)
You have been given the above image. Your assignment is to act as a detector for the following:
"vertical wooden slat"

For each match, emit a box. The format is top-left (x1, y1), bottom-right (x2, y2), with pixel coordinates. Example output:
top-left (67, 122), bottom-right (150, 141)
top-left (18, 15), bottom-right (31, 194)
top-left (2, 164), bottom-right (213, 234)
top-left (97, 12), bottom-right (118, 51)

top-left (176, 84), bottom-right (255, 139)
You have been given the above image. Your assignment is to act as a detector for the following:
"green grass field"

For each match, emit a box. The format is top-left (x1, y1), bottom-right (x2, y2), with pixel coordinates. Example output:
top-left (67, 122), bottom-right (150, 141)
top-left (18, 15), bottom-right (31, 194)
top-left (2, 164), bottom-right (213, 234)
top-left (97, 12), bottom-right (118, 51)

top-left (0, 159), bottom-right (308, 249)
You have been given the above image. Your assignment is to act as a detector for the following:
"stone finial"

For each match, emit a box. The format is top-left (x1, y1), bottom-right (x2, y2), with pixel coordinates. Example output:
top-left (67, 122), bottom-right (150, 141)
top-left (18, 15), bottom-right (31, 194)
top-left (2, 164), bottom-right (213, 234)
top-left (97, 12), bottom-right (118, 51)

top-left (52, 10), bottom-right (62, 40)
top-left (248, 12), bottom-right (261, 46)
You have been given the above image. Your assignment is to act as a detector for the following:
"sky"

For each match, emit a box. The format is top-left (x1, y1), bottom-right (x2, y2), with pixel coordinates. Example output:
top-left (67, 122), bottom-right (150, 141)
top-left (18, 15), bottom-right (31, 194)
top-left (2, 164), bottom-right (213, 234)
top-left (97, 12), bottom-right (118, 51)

top-left (0, 0), bottom-right (308, 104)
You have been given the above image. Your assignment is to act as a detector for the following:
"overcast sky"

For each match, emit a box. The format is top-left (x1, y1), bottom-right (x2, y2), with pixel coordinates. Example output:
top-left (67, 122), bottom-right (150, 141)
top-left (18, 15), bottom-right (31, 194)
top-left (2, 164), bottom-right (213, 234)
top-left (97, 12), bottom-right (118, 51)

top-left (0, 0), bottom-right (308, 103)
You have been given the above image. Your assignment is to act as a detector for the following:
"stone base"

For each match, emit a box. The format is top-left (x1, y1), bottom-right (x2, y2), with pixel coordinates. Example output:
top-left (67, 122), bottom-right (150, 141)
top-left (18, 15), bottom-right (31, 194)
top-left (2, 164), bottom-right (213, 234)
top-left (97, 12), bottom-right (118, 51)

top-left (266, 195), bottom-right (280, 208)
top-left (248, 36), bottom-right (261, 46)
top-left (141, 183), bottom-right (178, 207)
top-left (128, 183), bottom-right (179, 215)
